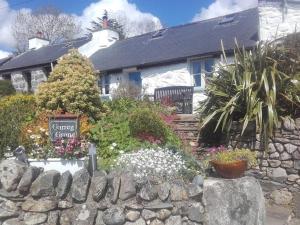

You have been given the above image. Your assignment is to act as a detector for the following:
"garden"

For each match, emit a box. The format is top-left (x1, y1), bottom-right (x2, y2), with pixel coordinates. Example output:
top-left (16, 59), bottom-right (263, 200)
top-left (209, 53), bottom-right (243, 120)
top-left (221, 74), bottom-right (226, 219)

top-left (0, 33), bottom-right (299, 183)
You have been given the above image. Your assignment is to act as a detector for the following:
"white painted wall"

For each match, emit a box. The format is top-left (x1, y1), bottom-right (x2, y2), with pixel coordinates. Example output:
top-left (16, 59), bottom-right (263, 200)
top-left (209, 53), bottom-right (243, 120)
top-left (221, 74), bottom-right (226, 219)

top-left (79, 29), bottom-right (119, 57)
top-left (28, 38), bottom-right (49, 50)
top-left (258, 1), bottom-right (300, 41)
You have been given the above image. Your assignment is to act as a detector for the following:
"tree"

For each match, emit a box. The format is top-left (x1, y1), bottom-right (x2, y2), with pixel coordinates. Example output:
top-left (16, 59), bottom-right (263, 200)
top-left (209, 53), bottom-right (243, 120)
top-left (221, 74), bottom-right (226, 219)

top-left (35, 49), bottom-right (102, 119)
top-left (88, 10), bottom-right (125, 39)
top-left (12, 6), bottom-right (81, 53)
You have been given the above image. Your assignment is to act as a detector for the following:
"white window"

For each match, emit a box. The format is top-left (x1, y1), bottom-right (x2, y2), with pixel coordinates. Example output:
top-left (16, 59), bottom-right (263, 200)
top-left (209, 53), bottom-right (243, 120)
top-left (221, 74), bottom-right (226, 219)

top-left (189, 58), bottom-right (214, 88)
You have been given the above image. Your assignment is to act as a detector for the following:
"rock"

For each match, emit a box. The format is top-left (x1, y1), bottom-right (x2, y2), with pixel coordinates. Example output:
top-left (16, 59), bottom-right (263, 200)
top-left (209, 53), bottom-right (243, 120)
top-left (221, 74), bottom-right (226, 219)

top-left (0, 188), bottom-right (23, 198)
top-left (293, 150), bottom-right (300, 160)
top-left (283, 117), bottom-right (295, 131)
top-left (0, 159), bottom-right (27, 191)
top-left (102, 207), bottom-right (125, 225)
top-left (139, 183), bottom-right (157, 201)
top-left (261, 160), bottom-right (268, 167)
top-left (91, 174), bottom-right (107, 202)
top-left (74, 205), bottom-right (98, 225)
top-left (56, 171), bottom-right (72, 199)
top-left (125, 218), bottom-right (146, 225)
top-left (187, 184), bottom-right (202, 200)
top-left (2, 218), bottom-right (25, 225)
top-left (280, 152), bottom-right (292, 160)
top-left (47, 210), bottom-right (60, 224)
top-left (192, 175), bottom-right (204, 187)
top-left (172, 202), bottom-right (189, 216)
top-left (294, 160), bottom-right (300, 170)
top-left (141, 209), bottom-right (156, 221)
top-left (71, 168), bottom-right (90, 203)
top-left (268, 143), bottom-right (277, 153)
top-left (157, 182), bottom-right (170, 201)
top-left (187, 203), bottom-right (204, 223)
top-left (149, 219), bottom-right (164, 225)
top-left (269, 152), bottom-right (279, 159)
top-left (275, 143), bottom-right (285, 153)
top-left (203, 177), bottom-right (265, 225)
top-left (293, 192), bottom-right (300, 218)
top-left (270, 190), bottom-right (293, 205)
top-left (156, 209), bottom-right (171, 220)
top-left (269, 167), bottom-right (288, 183)
top-left (143, 202), bottom-right (173, 210)
top-left (0, 202), bottom-right (19, 220)
top-left (23, 212), bottom-right (47, 225)
top-left (30, 170), bottom-right (60, 197)
top-left (17, 166), bottom-right (40, 195)
top-left (170, 183), bottom-right (188, 201)
top-left (165, 215), bottom-right (182, 225)
top-left (281, 161), bottom-right (294, 168)
top-left (126, 210), bottom-right (140, 222)
top-left (287, 174), bottom-right (299, 182)
top-left (119, 172), bottom-right (136, 201)
top-left (58, 200), bottom-right (73, 209)
top-left (288, 218), bottom-right (300, 225)
top-left (268, 160), bottom-right (281, 168)
top-left (95, 210), bottom-right (105, 225)
top-left (111, 176), bottom-right (121, 204)
top-left (284, 144), bottom-right (298, 154)
top-left (22, 197), bottom-right (58, 212)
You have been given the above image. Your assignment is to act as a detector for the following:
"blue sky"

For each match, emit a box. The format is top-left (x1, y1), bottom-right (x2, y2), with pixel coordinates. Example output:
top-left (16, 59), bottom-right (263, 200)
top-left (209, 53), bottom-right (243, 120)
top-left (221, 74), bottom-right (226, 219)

top-left (0, 0), bottom-right (257, 56)
top-left (12, 0), bottom-right (213, 27)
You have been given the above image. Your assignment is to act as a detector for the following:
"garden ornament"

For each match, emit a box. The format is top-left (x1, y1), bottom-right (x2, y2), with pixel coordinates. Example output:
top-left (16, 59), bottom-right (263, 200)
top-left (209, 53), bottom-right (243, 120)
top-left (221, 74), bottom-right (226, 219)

top-left (14, 146), bottom-right (29, 166)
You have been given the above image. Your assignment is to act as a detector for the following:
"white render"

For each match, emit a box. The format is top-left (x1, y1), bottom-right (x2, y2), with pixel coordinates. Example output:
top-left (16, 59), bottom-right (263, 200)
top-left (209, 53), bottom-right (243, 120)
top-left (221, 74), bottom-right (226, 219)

top-left (79, 29), bottom-right (120, 57)
top-left (31, 68), bottom-right (47, 91)
top-left (29, 158), bottom-right (86, 175)
top-left (258, 1), bottom-right (300, 41)
top-left (11, 71), bottom-right (28, 92)
top-left (28, 38), bottom-right (49, 50)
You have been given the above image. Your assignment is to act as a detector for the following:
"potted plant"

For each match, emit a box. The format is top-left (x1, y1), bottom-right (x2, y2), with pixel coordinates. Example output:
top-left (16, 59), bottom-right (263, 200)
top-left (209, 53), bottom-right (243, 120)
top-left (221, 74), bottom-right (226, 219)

top-left (204, 146), bottom-right (257, 179)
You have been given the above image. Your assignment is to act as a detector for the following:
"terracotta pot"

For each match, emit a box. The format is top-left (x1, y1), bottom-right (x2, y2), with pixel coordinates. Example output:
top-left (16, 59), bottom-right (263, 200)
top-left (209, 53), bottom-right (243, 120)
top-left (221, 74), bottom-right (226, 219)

top-left (210, 160), bottom-right (248, 179)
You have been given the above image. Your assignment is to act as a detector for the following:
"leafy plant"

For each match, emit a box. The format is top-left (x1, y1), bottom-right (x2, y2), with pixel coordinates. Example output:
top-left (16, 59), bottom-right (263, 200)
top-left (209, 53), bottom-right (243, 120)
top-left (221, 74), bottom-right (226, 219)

top-left (0, 94), bottom-right (36, 158)
top-left (0, 80), bottom-right (15, 98)
top-left (204, 147), bottom-right (257, 168)
top-left (199, 39), bottom-right (300, 149)
top-left (35, 49), bottom-right (102, 119)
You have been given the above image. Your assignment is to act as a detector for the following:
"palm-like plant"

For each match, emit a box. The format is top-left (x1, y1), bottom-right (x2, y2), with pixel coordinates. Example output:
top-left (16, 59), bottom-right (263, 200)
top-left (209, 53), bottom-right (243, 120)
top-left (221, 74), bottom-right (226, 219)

top-left (199, 36), bottom-right (300, 149)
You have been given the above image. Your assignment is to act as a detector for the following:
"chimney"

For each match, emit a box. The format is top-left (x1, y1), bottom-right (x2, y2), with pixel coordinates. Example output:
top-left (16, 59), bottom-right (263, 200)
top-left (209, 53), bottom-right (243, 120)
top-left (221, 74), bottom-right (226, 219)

top-left (28, 32), bottom-right (50, 50)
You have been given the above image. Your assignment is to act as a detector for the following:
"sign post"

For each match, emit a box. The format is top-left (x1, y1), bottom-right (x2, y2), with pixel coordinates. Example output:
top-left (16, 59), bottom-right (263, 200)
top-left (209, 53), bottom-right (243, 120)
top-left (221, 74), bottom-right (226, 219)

top-left (49, 114), bottom-right (79, 142)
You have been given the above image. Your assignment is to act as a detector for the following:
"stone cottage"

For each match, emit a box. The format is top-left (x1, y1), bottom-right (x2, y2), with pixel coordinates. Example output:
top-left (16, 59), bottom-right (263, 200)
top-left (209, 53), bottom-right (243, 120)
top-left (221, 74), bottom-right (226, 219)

top-left (0, 0), bottom-right (299, 112)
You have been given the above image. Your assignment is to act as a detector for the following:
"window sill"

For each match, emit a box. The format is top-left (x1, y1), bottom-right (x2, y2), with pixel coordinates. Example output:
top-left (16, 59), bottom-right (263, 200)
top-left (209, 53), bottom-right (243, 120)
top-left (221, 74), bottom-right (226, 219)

top-left (193, 86), bottom-right (205, 93)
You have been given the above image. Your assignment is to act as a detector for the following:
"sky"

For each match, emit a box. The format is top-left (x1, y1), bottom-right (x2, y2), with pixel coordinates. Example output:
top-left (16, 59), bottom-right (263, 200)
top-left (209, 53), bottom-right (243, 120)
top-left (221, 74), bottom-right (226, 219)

top-left (0, 0), bottom-right (258, 57)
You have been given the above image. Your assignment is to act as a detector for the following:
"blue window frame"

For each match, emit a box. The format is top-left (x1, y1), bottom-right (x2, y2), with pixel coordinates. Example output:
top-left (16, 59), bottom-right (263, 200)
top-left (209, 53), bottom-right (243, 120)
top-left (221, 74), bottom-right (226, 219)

top-left (190, 58), bottom-right (214, 87)
top-left (129, 72), bottom-right (141, 86)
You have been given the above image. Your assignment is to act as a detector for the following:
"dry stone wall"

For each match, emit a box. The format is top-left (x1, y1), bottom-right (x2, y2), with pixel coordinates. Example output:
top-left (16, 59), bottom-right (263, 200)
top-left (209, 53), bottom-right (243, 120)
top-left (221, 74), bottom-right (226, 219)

top-left (228, 117), bottom-right (300, 192)
top-left (0, 159), bottom-right (265, 225)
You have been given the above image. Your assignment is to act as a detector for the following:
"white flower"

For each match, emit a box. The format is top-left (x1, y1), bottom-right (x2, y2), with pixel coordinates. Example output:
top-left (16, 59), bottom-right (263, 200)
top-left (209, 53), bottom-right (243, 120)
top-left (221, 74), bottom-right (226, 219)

top-left (39, 127), bottom-right (46, 132)
top-left (109, 146), bottom-right (114, 150)
top-left (112, 143), bottom-right (117, 147)
top-left (119, 150), bottom-right (124, 154)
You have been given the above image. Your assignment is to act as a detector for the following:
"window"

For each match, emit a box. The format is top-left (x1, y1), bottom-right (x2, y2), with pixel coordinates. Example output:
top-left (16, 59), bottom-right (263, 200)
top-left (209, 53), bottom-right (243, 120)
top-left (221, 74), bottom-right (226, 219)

top-left (128, 72), bottom-right (141, 86)
top-left (190, 58), bottom-right (215, 87)
top-left (103, 74), bottom-right (110, 94)
top-left (23, 71), bottom-right (32, 92)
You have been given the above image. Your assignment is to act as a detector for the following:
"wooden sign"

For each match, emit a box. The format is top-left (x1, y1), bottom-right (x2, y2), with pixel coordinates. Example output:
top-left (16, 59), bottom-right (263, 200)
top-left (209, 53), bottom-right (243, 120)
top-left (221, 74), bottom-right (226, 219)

top-left (49, 114), bottom-right (79, 141)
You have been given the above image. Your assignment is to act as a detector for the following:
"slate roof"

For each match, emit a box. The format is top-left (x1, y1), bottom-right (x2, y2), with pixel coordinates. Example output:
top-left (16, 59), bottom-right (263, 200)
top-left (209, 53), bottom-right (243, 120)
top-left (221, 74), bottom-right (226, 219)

top-left (90, 8), bottom-right (259, 71)
top-left (0, 56), bottom-right (12, 67)
top-left (0, 37), bottom-right (90, 72)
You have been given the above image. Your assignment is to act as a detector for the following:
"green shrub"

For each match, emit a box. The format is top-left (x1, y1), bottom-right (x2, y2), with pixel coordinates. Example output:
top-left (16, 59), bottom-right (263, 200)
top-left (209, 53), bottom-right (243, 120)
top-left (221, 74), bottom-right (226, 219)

top-left (0, 94), bottom-right (36, 158)
top-left (0, 80), bottom-right (15, 97)
top-left (199, 40), bottom-right (300, 148)
top-left (35, 49), bottom-right (101, 119)
top-left (129, 108), bottom-right (168, 143)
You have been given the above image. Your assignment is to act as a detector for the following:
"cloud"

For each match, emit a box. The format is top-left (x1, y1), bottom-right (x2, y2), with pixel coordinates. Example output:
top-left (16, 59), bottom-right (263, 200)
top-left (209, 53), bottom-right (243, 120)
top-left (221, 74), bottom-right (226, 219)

top-left (0, 49), bottom-right (10, 58)
top-left (0, 0), bottom-right (17, 48)
top-left (77, 0), bottom-right (162, 37)
top-left (192, 0), bottom-right (258, 21)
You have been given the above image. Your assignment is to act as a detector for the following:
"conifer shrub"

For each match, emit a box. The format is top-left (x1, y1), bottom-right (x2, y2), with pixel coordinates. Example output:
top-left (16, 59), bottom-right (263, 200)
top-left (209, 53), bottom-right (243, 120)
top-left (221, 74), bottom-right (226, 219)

top-left (35, 49), bottom-right (101, 118)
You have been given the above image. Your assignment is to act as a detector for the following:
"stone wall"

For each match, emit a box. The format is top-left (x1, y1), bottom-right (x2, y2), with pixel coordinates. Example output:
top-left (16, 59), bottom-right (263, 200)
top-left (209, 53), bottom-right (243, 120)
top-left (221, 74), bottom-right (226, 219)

top-left (31, 68), bottom-right (47, 92)
top-left (11, 72), bottom-right (28, 92)
top-left (228, 117), bottom-right (300, 192)
top-left (0, 159), bottom-right (265, 225)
